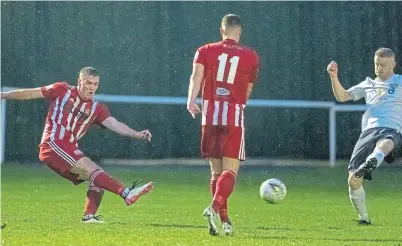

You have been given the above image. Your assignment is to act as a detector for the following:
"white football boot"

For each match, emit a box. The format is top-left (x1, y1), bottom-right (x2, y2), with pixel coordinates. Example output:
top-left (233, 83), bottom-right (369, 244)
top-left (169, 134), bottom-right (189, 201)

top-left (81, 214), bottom-right (105, 224)
top-left (222, 221), bottom-right (233, 235)
top-left (124, 181), bottom-right (154, 206)
top-left (203, 206), bottom-right (219, 236)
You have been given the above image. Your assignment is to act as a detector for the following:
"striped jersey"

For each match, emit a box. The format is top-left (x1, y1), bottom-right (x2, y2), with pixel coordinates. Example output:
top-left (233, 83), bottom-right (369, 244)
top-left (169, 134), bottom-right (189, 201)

top-left (40, 82), bottom-right (110, 144)
top-left (193, 38), bottom-right (259, 127)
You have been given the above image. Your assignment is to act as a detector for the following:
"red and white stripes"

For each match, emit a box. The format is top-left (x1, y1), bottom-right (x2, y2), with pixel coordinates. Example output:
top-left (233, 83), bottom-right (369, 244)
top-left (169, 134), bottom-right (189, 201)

top-left (238, 127), bottom-right (245, 160)
top-left (69, 102), bottom-right (87, 142)
top-left (48, 141), bottom-right (76, 166)
top-left (75, 101), bottom-right (98, 141)
top-left (89, 169), bottom-right (104, 185)
top-left (50, 98), bottom-right (60, 141)
top-left (65, 97), bottom-right (80, 132)
top-left (202, 99), bottom-right (245, 127)
top-left (43, 89), bottom-right (98, 144)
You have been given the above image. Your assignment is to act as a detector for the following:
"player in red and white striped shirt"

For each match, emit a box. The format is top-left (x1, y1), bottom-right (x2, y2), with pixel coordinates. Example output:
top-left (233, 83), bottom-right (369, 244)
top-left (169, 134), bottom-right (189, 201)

top-left (1, 67), bottom-right (154, 223)
top-left (187, 14), bottom-right (259, 235)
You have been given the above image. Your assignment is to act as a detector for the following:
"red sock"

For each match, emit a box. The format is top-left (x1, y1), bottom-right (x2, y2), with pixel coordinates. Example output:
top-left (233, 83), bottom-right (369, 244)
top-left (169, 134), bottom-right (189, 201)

top-left (84, 185), bottom-right (104, 215)
top-left (90, 169), bottom-right (126, 196)
top-left (212, 170), bottom-right (236, 212)
top-left (210, 174), bottom-right (220, 197)
top-left (219, 200), bottom-right (229, 223)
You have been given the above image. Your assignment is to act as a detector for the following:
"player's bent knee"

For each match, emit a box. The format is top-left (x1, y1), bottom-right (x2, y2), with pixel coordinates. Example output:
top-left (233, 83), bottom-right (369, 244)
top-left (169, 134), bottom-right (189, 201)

top-left (377, 138), bottom-right (394, 148)
top-left (211, 167), bottom-right (222, 176)
top-left (222, 157), bottom-right (240, 175)
top-left (77, 174), bottom-right (89, 181)
top-left (348, 173), bottom-right (363, 190)
top-left (222, 166), bottom-right (239, 176)
top-left (211, 174), bottom-right (221, 180)
top-left (381, 138), bottom-right (395, 152)
top-left (210, 165), bottom-right (222, 175)
top-left (72, 157), bottom-right (101, 179)
top-left (349, 181), bottom-right (362, 190)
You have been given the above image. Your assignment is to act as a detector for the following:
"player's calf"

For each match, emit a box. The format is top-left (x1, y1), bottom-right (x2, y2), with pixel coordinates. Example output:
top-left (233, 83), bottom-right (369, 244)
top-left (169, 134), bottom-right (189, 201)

top-left (82, 167), bottom-right (154, 206)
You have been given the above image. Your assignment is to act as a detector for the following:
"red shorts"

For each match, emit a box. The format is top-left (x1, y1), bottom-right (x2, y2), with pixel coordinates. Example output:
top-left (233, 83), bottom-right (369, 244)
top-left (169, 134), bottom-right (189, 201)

top-left (201, 125), bottom-right (246, 161)
top-left (39, 141), bottom-right (86, 185)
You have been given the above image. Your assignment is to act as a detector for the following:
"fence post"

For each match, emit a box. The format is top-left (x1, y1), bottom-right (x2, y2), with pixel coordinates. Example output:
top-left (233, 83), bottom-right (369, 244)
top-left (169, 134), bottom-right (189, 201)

top-left (1, 99), bottom-right (7, 164)
top-left (329, 106), bottom-right (336, 167)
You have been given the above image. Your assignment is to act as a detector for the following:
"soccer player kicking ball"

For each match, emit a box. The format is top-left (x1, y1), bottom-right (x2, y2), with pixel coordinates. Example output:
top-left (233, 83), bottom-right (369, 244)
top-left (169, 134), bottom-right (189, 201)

top-left (327, 48), bottom-right (402, 225)
top-left (1, 67), bottom-right (154, 223)
top-left (187, 14), bottom-right (259, 235)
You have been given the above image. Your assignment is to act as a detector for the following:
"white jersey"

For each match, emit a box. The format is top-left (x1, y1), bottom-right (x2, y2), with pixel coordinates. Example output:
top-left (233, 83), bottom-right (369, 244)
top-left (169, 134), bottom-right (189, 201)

top-left (347, 74), bottom-right (402, 132)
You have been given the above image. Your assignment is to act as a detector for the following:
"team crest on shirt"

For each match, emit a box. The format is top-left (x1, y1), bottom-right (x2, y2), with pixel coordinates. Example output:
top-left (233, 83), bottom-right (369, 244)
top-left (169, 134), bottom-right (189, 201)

top-left (76, 108), bottom-right (91, 120)
top-left (376, 88), bottom-right (387, 97)
top-left (367, 88), bottom-right (387, 102)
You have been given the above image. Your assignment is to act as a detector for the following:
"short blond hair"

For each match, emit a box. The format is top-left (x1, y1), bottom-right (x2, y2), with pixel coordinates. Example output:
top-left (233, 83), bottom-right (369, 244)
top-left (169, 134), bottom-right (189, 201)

top-left (375, 48), bottom-right (395, 58)
top-left (221, 14), bottom-right (242, 29)
top-left (79, 67), bottom-right (99, 77)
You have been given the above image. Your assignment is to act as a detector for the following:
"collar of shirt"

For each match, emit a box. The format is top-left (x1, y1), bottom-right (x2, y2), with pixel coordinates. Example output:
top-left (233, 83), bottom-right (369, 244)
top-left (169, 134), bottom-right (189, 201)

top-left (74, 87), bottom-right (93, 102)
top-left (375, 73), bottom-right (395, 84)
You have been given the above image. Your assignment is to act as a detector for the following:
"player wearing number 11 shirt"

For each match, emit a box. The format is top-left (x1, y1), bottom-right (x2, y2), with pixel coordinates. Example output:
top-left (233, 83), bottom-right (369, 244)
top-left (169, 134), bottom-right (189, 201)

top-left (187, 14), bottom-right (259, 236)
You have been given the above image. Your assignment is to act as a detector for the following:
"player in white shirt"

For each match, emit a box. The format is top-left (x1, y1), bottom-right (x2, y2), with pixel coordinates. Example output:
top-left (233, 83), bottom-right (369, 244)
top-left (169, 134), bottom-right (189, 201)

top-left (327, 48), bottom-right (402, 225)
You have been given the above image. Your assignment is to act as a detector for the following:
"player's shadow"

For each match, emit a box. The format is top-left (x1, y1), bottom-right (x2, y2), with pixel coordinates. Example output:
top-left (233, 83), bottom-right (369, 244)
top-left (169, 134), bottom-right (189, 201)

top-left (149, 223), bottom-right (205, 229)
top-left (255, 226), bottom-right (342, 232)
top-left (249, 235), bottom-right (402, 243)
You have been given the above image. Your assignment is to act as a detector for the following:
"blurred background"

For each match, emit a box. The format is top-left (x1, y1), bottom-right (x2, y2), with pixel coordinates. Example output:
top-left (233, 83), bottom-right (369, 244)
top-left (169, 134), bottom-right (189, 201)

top-left (2, 1), bottom-right (402, 165)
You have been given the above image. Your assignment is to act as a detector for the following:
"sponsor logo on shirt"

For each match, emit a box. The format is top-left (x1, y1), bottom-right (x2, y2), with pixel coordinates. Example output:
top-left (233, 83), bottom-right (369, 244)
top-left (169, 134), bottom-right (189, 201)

top-left (216, 87), bottom-right (230, 96)
top-left (388, 83), bottom-right (398, 94)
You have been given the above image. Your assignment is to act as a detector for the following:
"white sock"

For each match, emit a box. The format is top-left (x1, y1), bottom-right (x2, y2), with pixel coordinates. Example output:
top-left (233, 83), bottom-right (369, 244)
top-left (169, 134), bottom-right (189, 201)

top-left (366, 148), bottom-right (385, 167)
top-left (349, 186), bottom-right (369, 221)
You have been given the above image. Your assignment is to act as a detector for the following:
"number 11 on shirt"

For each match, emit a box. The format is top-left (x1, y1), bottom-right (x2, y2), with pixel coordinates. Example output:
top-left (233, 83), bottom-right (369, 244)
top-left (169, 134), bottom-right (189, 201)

top-left (217, 53), bottom-right (240, 84)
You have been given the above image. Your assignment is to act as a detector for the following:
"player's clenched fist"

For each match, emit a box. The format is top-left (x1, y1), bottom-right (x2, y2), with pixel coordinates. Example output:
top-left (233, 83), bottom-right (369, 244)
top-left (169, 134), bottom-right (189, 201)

top-left (136, 130), bottom-right (152, 142)
top-left (187, 102), bottom-right (201, 119)
top-left (327, 61), bottom-right (338, 77)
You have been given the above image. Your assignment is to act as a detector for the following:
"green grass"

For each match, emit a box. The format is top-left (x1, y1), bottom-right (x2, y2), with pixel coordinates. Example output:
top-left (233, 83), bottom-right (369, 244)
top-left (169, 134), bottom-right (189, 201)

top-left (2, 163), bottom-right (402, 246)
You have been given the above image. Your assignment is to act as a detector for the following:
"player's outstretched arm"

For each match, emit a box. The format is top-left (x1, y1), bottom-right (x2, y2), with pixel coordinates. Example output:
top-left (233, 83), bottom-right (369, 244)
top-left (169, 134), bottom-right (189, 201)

top-left (187, 63), bottom-right (204, 118)
top-left (327, 61), bottom-right (352, 102)
top-left (0, 87), bottom-right (44, 100)
top-left (101, 117), bottom-right (152, 141)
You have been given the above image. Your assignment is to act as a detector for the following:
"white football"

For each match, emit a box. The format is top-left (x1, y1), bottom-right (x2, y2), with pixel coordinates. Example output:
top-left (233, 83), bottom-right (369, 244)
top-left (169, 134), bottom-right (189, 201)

top-left (259, 178), bottom-right (287, 204)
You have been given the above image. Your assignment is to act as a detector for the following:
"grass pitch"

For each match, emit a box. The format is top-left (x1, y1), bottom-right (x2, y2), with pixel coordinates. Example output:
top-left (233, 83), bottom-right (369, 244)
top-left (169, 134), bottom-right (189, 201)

top-left (2, 163), bottom-right (402, 245)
